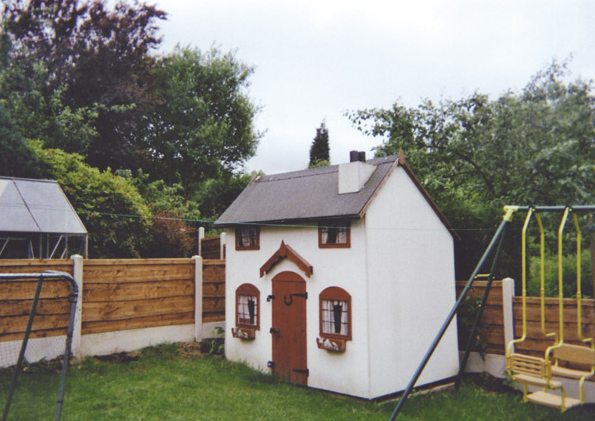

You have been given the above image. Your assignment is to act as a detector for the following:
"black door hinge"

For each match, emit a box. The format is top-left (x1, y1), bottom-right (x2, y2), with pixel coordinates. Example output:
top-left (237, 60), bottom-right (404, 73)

top-left (267, 295), bottom-right (275, 301)
top-left (292, 368), bottom-right (309, 376)
top-left (267, 361), bottom-right (275, 368)
top-left (270, 327), bottom-right (280, 334)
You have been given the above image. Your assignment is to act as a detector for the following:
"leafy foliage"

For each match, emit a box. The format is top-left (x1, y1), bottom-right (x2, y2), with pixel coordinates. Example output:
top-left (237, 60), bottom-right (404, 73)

top-left (0, 101), bottom-right (39, 177)
top-left (0, 1), bottom-right (262, 257)
top-left (348, 60), bottom-right (595, 280)
top-left (141, 47), bottom-right (260, 193)
top-left (528, 249), bottom-right (593, 298)
top-left (31, 141), bottom-right (152, 258)
top-left (1, 0), bottom-right (166, 169)
top-left (125, 172), bottom-right (201, 257)
top-left (193, 172), bottom-right (254, 221)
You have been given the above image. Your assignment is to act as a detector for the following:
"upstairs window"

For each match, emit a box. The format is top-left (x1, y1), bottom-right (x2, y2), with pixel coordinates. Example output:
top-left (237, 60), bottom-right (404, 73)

top-left (236, 226), bottom-right (260, 250)
top-left (318, 221), bottom-right (351, 248)
top-left (319, 287), bottom-right (351, 340)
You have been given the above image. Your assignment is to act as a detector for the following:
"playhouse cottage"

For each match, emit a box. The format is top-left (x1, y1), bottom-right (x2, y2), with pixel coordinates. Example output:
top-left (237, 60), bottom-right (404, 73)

top-left (214, 150), bottom-right (459, 399)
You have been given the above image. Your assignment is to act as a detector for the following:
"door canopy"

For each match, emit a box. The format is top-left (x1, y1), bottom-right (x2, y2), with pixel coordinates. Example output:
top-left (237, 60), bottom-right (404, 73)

top-left (260, 241), bottom-right (313, 278)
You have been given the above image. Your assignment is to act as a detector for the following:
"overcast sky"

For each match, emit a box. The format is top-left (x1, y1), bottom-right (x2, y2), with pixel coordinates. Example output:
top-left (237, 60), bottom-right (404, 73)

top-left (156, 0), bottom-right (595, 175)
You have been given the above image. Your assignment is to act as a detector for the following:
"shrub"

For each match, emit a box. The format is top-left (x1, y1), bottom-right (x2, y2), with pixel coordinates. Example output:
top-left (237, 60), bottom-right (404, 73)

top-left (31, 141), bottom-right (152, 258)
top-left (527, 249), bottom-right (593, 298)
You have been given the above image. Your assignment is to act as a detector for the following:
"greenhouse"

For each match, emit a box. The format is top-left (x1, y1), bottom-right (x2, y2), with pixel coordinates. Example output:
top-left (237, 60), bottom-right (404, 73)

top-left (0, 177), bottom-right (87, 258)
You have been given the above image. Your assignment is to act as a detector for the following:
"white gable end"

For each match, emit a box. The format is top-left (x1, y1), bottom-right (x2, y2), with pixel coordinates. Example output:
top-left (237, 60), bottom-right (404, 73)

top-left (363, 166), bottom-right (459, 397)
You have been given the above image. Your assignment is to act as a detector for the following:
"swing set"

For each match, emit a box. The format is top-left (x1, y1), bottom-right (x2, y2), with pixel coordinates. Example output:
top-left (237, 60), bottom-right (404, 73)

top-left (507, 206), bottom-right (595, 412)
top-left (389, 205), bottom-right (595, 420)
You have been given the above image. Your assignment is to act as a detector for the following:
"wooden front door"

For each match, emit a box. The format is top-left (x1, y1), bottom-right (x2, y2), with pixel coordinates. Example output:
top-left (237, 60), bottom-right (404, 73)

top-left (271, 271), bottom-right (308, 386)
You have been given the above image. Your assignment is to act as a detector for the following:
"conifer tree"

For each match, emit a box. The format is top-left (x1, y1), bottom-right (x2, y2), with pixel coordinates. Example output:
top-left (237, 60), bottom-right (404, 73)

top-left (308, 120), bottom-right (330, 168)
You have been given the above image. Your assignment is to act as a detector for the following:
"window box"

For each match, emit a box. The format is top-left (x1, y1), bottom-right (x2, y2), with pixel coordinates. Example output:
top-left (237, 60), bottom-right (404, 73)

top-left (316, 337), bottom-right (346, 353)
top-left (232, 327), bottom-right (256, 340)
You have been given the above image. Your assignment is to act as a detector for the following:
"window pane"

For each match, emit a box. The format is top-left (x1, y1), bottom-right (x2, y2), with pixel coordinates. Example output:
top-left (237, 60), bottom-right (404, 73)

top-left (336, 227), bottom-right (347, 244)
top-left (238, 294), bottom-right (257, 325)
top-left (237, 227), bottom-right (258, 248)
top-left (320, 224), bottom-right (348, 245)
top-left (321, 299), bottom-right (348, 336)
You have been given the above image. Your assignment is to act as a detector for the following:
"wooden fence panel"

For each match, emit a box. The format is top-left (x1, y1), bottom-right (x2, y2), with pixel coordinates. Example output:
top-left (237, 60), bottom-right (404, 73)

top-left (202, 260), bottom-right (225, 322)
top-left (201, 237), bottom-right (222, 260)
top-left (0, 260), bottom-right (74, 342)
top-left (82, 259), bottom-right (196, 335)
top-left (0, 259), bottom-right (73, 275)
top-left (456, 280), bottom-right (507, 355)
top-left (1, 257), bottom-right (225, 341)
top-left (512, 297), bottom-right (595, 357)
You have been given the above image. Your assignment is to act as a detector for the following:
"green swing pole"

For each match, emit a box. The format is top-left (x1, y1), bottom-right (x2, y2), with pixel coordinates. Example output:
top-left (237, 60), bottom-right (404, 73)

top-left (2, 274), bottom-right (45, 421)
top-left (455, 217), bottom-right (508, 387)
top-left (388, 206), bottom-right (518, 420)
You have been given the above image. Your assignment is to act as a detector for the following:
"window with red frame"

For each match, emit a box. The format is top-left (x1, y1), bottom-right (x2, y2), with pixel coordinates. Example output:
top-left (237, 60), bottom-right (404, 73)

top-left (318, 221), bottom-right (351, 248)
top-left (319, 286), bottom-right (351, 340)
top-left (236, 283), bottom-right (260, 329)
top-left (235, 226), bottom-right (260, 250)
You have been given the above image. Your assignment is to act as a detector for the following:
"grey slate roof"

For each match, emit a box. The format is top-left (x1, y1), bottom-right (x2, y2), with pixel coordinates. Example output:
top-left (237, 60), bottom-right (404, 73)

top-left (0, 177), bottom-right (87, 234)
top-left (215, 155), bottom-right (398, 226)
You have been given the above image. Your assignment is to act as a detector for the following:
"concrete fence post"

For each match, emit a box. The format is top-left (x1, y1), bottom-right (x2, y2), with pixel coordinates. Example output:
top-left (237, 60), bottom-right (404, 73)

top-left (502, 277), bottom-right (515, 353)
top-left (71, 254), bottom-right (84, 358)
top-left (220, 232), bottom-right (226, 259)
top-left (193, 255), bottom-right (203, 342)
top-left (198, 227), bottom-right (205, 257)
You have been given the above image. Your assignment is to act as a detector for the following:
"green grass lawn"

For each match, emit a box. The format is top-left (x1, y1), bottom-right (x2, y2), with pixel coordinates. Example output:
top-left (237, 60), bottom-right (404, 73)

top-left (1, 343), bottom-right (594, 420)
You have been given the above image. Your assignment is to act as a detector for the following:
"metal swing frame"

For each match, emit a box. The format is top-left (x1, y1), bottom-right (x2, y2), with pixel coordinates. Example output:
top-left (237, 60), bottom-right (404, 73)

top-left (1, 271), bottom-right (79, 421)
top-left (389, 205), bottom-right (595, 420)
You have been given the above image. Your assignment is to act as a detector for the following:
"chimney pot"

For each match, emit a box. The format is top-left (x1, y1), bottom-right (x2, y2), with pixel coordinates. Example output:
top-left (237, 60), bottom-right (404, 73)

top-left (349, 150), bottom-right (359, 162)
top-left (358, 151), bottom-right (366, 162)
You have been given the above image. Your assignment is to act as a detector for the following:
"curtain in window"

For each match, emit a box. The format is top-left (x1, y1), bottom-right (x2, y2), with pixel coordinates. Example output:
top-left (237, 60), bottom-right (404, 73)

top-left (238, 295), bottom-right (257, 325)
top-left (322, 299), bottom-right (348, 335)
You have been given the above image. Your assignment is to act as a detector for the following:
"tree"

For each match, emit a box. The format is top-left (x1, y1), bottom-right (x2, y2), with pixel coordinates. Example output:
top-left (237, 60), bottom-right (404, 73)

top-left (309, 121), bottom-right (330, 168)
top-left (0, 102), bottom-right (40, 177)
top-left (347, 60), bottom-right (595, 280)
top-left (30, 141), bottom-right (152, 258)
top-left (1, 0), bottom-right (166, 169)
top-left (125, 171), bottom-right (202, 257)
top-left (140, 47), bottom-right (260, 193)
top-left (193, 172), bottom-right (254, 220)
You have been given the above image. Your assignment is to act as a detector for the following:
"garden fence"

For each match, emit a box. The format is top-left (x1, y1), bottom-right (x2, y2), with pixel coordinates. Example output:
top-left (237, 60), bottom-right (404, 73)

top-left (0, 256), bottom-right (224, 364)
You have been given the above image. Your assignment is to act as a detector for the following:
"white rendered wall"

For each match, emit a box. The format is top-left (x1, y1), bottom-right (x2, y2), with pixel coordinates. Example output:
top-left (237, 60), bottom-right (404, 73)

top-left (364, 167), bottom-right (460, 398)
top-left (224, 221), bottom-right (373, 398)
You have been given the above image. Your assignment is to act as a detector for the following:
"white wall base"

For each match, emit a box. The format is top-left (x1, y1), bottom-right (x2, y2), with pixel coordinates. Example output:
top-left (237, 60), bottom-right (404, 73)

top-left (197, 321), bottom-right (225, 339)
top-left (80, 324), bottom-right (195, 357)
top-left (461, 352), bottom-right (508, 379)
top-left (0, 336), bottom-right (67, 368)
top-left (1, 321), bottom-right (227, 367)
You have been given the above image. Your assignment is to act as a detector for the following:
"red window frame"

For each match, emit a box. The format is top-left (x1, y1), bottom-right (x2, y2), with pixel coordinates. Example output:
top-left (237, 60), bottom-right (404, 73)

top-left (235, 226), bottom-right (260, 250)
top-left (318, 221), bottom-right (351, 248)
top-left (319, 286), bottom-right (352, 340)
top-left (235, 283), bottom-right (260, 330)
